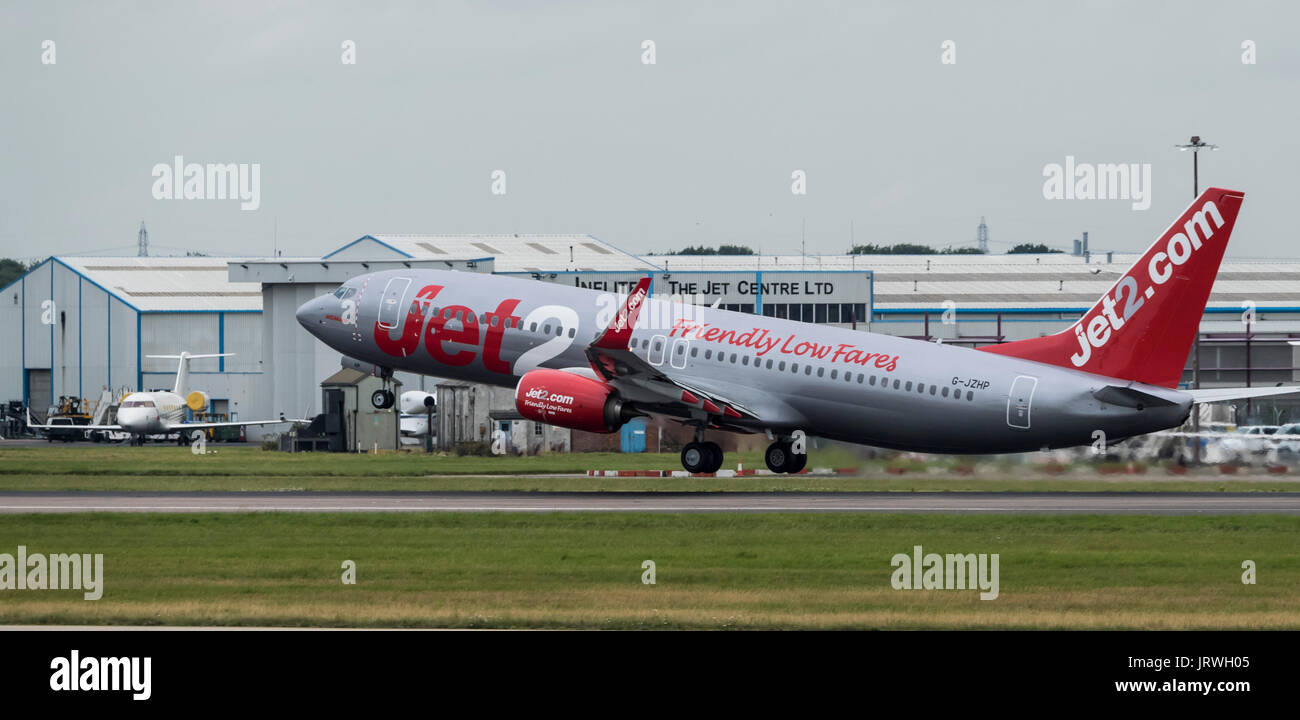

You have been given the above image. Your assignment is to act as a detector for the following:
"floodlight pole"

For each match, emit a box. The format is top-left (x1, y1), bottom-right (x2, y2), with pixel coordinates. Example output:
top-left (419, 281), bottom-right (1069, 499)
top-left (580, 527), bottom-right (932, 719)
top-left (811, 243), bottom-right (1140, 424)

top-left (1175, 136), bottom-right (1219, 462)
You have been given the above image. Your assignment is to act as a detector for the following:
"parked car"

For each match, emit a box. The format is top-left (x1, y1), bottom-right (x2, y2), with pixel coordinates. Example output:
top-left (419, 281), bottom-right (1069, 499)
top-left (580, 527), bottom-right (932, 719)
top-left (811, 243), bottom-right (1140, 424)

top-left (1271, 423), bottom-right (1300, 456)
top-left (1219, 425), bottom-right (1280, 457)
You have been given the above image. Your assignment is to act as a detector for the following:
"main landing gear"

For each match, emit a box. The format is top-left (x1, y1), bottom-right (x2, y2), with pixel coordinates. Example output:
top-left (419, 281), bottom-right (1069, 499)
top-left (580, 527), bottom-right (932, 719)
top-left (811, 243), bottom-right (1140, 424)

top-left (681, 425), bottom-right (724, 474)
top-left (681, 440), bottom-right (724, 474)
top-left (764, 439), bottom-right (807, 474)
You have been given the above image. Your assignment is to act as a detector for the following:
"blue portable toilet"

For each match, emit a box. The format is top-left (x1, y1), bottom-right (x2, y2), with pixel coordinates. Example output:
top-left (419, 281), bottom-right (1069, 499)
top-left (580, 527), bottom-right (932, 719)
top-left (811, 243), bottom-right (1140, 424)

top-left (620, 417), bottom-right (647, 453)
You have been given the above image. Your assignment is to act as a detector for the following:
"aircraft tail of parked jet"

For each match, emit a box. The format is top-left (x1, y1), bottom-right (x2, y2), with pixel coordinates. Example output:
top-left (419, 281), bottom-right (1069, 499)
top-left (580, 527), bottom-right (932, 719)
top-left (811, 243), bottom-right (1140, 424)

top-left (980, 188), bottom-right (1244, 389)
top-left (145, 352), bottom-right (234, 396)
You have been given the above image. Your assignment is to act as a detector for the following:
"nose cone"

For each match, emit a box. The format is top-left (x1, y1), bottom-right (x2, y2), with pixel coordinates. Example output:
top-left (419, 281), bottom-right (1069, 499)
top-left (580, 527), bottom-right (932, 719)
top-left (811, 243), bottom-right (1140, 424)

top-left (116, 407), bottom-right (155, 432)
top-left (296, 296), bottom-right (325, 333)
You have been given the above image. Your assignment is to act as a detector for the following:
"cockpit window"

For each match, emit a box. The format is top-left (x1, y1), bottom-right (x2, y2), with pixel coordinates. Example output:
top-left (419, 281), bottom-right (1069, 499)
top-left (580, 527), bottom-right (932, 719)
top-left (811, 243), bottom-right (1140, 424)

top-left (121, 399), bottom-right (156, 408)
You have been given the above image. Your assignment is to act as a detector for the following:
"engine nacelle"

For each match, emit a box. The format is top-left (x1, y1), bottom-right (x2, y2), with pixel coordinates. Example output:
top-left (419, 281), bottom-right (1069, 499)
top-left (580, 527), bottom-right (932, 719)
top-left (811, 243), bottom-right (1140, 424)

top-left (515, 369), bottom-right (629, 434)
top-left (186, 390), bottom-right (211, 412)
top-left (341, 356), bottom-right (389, 378)
top-left (400, 391), bottom-right (436, 416)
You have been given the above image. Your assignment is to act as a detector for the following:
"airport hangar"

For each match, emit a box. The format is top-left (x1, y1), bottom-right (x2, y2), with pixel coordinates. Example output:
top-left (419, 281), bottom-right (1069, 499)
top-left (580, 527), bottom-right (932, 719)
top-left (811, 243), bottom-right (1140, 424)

top-left (4, 234), bottom-right (1300, 445)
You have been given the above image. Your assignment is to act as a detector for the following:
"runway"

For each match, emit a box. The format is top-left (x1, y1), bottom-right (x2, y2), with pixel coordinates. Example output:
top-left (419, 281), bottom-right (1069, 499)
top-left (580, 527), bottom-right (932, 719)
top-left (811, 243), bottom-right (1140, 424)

top-left (1, 491), bottom-right (1300, 514)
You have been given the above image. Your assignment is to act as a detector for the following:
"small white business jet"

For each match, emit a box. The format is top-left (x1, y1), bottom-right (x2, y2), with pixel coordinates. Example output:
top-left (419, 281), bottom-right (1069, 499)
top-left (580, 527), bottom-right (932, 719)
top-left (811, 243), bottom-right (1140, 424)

top-left (28, 352), bottom-right (302, 445)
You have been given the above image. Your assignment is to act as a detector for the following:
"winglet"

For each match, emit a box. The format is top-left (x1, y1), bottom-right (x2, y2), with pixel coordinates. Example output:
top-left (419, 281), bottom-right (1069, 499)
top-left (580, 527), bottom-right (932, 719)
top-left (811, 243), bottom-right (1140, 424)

top-left (592, 277), bottom-right (651, 350)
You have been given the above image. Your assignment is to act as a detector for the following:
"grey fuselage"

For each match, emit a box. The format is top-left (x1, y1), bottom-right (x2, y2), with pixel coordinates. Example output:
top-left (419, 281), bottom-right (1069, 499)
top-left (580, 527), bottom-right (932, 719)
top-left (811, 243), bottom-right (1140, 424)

top-left (295, 269), bottom-right (1192, 454)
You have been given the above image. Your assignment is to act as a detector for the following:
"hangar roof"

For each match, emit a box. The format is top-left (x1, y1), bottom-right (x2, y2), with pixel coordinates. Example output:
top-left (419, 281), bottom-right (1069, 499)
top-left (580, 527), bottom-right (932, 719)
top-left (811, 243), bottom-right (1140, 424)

top-left (59, 257), bottom-right (263, 312)
top-left (327, 234), bottom-right (659, 273)
top-left (33, 244), bottom-right (1300, 315)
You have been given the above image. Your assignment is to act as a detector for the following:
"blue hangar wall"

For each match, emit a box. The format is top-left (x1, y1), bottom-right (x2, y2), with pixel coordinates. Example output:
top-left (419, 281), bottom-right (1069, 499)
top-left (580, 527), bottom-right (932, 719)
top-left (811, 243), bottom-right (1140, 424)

top-left (0, 258), bottom-right (263, 419)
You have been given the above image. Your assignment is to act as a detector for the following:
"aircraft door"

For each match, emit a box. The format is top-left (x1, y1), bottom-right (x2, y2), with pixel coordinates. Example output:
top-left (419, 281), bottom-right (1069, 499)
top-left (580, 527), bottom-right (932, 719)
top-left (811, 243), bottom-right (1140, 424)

top-left (647, 334), bottom-right (667, 366)
top-left (377, 277), bottom-right (412, 330)
top-left (1007, 375), bottom-right (1037, 430)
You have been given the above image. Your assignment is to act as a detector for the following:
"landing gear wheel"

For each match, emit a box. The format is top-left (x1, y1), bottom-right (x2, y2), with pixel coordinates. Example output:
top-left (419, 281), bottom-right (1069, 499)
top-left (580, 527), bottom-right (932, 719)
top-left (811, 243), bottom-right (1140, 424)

top-left (701, 441), bottom-right (724, 473)
top-left (371, 389), bottom-right (395, 409)
top-left (681, 442), bottom-right (709, 474)
top-left (789, 451), bottom-right (807, 474)
top-left (765, 441), bottom-right (800, 474)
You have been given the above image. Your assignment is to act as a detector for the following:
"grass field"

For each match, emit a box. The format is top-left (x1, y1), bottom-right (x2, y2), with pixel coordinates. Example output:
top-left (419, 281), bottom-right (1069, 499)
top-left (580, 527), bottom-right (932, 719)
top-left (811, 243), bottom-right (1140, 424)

top-left (0, 513), bottom-right (1296, 629)
top-left (1, 446), bottom-right (1296, 492)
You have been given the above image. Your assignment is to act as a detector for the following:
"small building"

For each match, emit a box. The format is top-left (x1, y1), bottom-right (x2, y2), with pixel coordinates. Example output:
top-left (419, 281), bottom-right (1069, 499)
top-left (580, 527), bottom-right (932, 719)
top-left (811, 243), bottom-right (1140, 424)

top-left (319, 368), bottom-right (401, 452)
top-left (436, 380), bottom-right (569, 454)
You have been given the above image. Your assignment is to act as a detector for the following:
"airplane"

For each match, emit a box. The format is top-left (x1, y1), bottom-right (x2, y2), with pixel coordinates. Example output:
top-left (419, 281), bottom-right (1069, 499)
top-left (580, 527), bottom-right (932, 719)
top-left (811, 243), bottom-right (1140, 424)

top-left (296, 187), bottom-right (1299, 473)
top-left (398, 390), bottom-right (436, 443)
top-left (27, 352), bottom-right (302, 445)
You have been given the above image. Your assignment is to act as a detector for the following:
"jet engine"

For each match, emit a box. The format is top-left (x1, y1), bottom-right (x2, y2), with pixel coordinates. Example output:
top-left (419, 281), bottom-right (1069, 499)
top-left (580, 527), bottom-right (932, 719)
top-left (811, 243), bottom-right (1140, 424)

top-left (514, 369), bottom-right (633, 434)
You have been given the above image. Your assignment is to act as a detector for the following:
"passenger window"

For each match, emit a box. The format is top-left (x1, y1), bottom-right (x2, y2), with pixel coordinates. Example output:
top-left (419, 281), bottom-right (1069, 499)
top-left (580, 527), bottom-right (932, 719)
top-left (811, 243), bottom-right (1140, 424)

top-left (779, 361), bottom-right (786, 371)
top-left (831, 370), bottom-right (838, 379)
top-left (766, 359), bottom-right (773, 369)
top-left (743, 356), bottom-right (750, 366)
top-left (568, 328), bottom-right (576, 338)
top-left (869, 375), bottom-right (876, 385)
top-left (905, 381), bottom-right (912, 391)
top-left (705, 349), bottom-right (713, 359)
top-left (942, 386), bottom-right (949, 397)
top-left (529, 322), bottom-right (537, 332)
top-left (967, 391), bottom-right (974, 401)
top-left (817, 367), bottom-right (824, 378)
top-left (929, 385), bottom-right (937, 395)
top-left (893, 379), bottom-right (900, 390)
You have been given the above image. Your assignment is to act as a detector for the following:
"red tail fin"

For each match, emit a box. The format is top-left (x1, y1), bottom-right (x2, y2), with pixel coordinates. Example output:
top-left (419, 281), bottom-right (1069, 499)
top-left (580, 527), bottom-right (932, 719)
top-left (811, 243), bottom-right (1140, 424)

top-left (979, 188), bottom-right (1244, 388)
top-left (591, 276), bottom-right (651, 350)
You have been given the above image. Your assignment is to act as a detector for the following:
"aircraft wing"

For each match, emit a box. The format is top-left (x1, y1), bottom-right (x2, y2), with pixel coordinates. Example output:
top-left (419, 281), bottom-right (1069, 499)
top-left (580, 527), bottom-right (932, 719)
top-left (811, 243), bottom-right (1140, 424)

top-left (582, 277), bottom-right (798, 431)
top-left (172, 418), bottom-right (307, 431)
top-left (1188, 386), bottom-right (1300, 403)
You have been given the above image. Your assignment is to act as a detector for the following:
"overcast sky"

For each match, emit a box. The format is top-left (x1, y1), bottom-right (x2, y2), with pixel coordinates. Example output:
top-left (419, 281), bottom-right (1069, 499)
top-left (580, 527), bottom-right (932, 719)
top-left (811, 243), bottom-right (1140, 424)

top-left (2, 0), bottom-right (1298, 262)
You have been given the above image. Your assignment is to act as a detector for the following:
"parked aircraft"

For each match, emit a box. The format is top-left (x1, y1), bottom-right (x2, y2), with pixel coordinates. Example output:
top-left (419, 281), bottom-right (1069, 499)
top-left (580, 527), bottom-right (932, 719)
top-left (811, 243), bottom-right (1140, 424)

top-left (28, 352), bottom-right (301, 445)
top-left (296, 188), bottom-right (1297, 473)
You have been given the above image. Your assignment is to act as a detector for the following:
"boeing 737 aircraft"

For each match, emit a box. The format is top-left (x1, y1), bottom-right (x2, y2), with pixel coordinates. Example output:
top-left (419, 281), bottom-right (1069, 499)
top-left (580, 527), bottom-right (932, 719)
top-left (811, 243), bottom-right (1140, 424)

top-left (297, 188), bottom-right (1297, 473)
top-left (28, 352), bottom-right (300, 445)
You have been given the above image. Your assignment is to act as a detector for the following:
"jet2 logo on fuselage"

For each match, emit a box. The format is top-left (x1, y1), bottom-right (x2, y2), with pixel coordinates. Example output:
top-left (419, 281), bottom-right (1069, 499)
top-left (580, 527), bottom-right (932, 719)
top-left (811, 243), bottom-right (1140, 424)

top-left (1070, 201), bottom-right (1225, 367)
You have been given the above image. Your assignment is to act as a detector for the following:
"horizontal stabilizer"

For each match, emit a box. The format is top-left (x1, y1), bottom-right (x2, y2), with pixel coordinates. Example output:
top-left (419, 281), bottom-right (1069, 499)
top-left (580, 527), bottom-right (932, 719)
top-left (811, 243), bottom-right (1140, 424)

top-left (1092, 386), bottom-right (1178, 409)
top-left (1188, 386), bottom-right (1300, 403)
